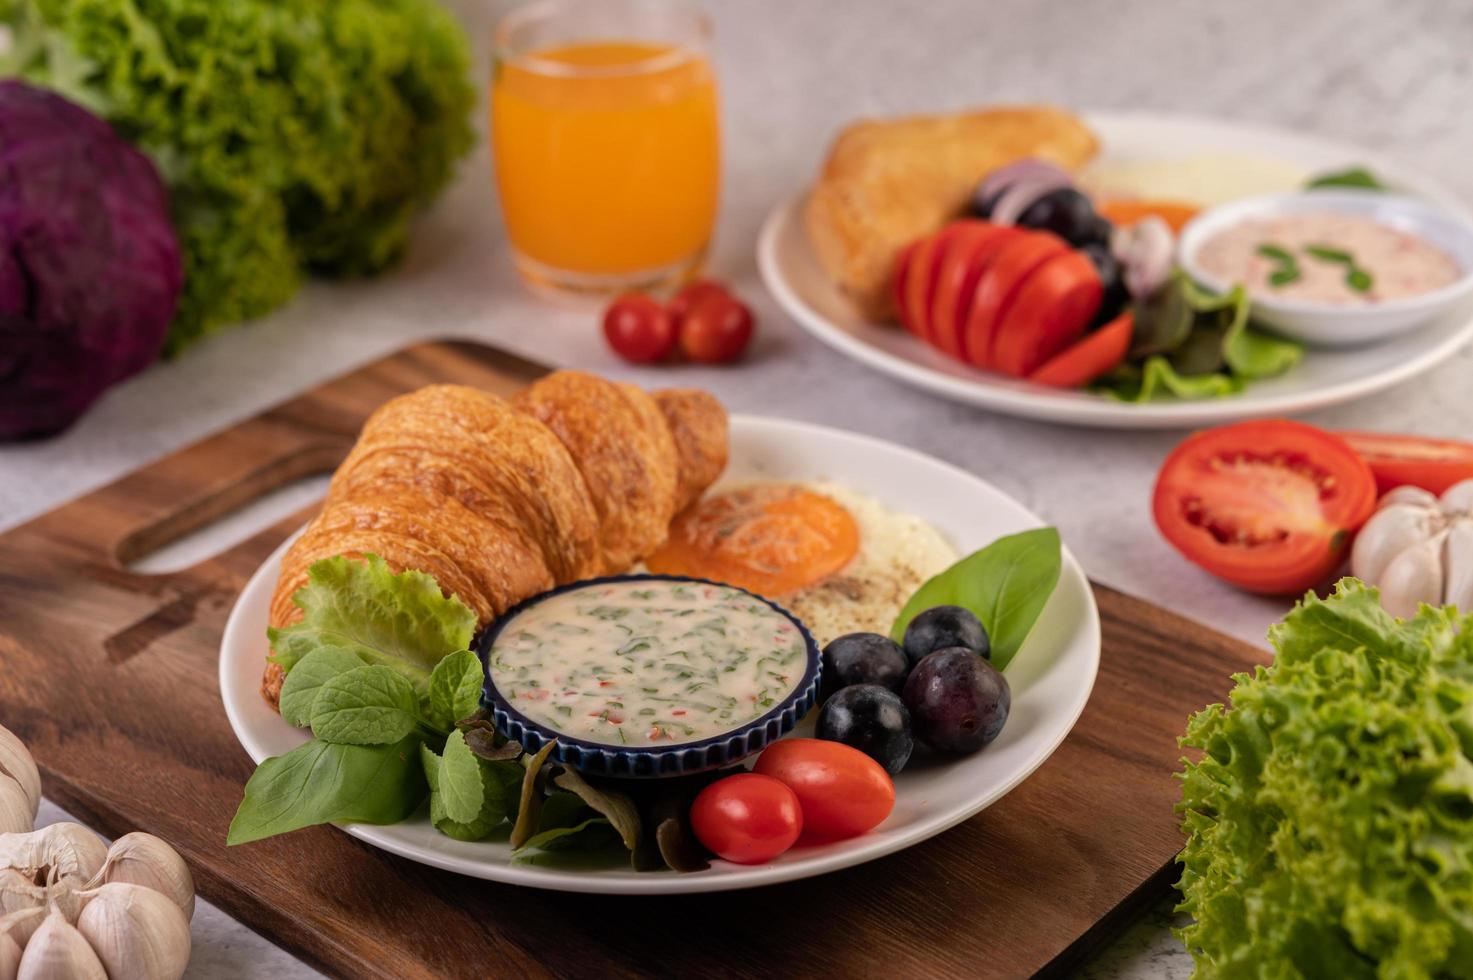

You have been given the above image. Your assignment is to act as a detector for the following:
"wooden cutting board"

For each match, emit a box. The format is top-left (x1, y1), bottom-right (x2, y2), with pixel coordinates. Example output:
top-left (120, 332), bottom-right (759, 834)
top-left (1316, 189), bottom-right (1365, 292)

top-left (0, 340), bottom-right (1265, 979)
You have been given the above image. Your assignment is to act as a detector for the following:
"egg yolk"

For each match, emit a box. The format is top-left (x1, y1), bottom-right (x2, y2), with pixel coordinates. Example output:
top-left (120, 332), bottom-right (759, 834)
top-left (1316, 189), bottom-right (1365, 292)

top-left (646, 485), bottom-right (860, 597)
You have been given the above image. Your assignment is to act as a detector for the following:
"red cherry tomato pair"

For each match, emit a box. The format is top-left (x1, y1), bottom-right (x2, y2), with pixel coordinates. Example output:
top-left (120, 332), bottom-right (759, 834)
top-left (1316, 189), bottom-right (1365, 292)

top-left (895, 220), bottom-right (1126, 386)
top-left (690, 739), bottom-right (896, 865)
top-left (602, 280), bottom-right (755, 365)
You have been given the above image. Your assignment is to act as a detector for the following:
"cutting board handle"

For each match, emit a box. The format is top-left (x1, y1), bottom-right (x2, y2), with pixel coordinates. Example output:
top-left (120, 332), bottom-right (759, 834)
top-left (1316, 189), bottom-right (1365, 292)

top-left (42, 411), bottom-right (352, 570)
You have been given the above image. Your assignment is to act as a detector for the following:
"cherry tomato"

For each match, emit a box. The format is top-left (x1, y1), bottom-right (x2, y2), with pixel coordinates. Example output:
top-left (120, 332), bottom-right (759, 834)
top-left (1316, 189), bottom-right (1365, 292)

top-left (1153, 420), bottom-right (1378, 595)
top-left (678, 295), bottom-right (755, 364)
top-left (1339, 431), bottom-right (1473, 496)
top-left (753, 738), bottom-right (895, 841)
top-left (669, 279), bottom-right (730, 324)
top-left (990, 248), bottom-right (1102, 378)
top-left (960, 231), bottom-right (1068, 369)
top-left (603, 294), bottom-right (676, 364)
top-left (689, 773), bottom-right (802, 864)
top-left (1027, 311), bottom-right (1132, 388)
top-left (891, 241), bottom-right (917, 331)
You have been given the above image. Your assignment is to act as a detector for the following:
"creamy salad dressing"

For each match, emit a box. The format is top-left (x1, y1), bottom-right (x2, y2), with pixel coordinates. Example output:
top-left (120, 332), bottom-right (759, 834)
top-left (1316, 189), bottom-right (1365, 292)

top-left (489, 580), bottom-right (808, 747)
top-left (1197, 212), bottom-right (1461, 305)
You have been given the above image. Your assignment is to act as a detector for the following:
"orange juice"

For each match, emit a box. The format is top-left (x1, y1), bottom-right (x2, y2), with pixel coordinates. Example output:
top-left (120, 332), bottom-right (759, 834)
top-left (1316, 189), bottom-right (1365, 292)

top-left (492, 41), bottom-right (720, 283)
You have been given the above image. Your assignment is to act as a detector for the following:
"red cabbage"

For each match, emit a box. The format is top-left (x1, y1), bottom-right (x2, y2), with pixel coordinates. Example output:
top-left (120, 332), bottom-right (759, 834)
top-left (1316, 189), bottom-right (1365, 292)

top-left (0, 80), bottom-right (181, 440)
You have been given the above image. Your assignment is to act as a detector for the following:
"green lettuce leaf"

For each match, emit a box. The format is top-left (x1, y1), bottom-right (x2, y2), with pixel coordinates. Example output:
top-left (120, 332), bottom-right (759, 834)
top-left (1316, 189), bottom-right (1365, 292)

top-left (1177, 579), bottom-right (1473, 976)
top-left (268, 555), bottom-right (476, 692)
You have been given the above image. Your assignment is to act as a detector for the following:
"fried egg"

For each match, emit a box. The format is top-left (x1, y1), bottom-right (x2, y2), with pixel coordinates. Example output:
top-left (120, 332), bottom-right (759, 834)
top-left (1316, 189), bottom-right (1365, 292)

top-left (644, 481), bottom-right (957, 646)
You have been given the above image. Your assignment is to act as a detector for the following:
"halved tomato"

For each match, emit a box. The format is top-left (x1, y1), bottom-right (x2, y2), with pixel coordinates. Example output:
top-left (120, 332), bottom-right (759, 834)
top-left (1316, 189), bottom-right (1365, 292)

top-left (1339, 431), bottom-right (1473, 496)
top-left (1028, 312), bottom-right (1132, 388)
top-left (960, 232), bottom-right (1068, 369)
top-left (901, 223), bottom-right (980, 343)
top-left (991, 249), bottom-right (1102, 378)
top-left (928, 224), bottom-right (1021, 358)
top-left (1153, 420), bottom-right (1378, 595)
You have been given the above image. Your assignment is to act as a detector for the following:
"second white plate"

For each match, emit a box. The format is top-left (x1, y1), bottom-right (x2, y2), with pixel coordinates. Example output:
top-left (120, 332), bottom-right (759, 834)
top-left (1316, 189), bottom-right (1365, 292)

top-left (220, 415), bottom-right (1101, 894)
top-left (758, 111), bottom-right (1473, 429)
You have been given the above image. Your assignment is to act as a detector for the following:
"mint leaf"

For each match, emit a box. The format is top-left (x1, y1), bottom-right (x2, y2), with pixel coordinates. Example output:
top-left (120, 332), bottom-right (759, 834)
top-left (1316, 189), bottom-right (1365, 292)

top-left (438, 730), bottom-right (485, 824)
top-left (310, 665), bottom-right (420, 745)
top-left (891, 527), bottom-right (1062, 670)
top-left (227, 735), bottom-right (426, 845)
top-left (426, 650), bottom-right (483, 733)
top-left (268, 555), bottom-right (476, 691)
top-left (422, 743), bottom-right (517, 842)
top-left (279, 648), bottom-right (366, 728)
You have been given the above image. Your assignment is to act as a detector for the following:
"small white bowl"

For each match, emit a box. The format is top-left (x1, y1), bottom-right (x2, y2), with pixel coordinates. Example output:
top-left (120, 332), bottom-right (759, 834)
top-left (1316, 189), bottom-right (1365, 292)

top-left (1178, 189), bottom-right (1473, 347)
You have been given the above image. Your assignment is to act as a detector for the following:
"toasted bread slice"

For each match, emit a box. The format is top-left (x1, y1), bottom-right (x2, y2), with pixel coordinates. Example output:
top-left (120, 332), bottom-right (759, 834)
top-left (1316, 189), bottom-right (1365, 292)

top-left (804, 106), bottom-right (1099, 321)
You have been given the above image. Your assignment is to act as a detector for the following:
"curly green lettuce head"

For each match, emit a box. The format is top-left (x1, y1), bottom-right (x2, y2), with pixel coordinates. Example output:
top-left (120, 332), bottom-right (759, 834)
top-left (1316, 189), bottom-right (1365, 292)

top-left (1178, 580), bottom-right (1473, 978)
top-left (2, 0), bottom-right (475, 352)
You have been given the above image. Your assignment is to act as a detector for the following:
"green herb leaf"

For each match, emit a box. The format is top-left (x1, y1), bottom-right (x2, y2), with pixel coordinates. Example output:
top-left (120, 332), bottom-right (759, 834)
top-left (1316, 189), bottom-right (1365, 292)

top-left (278, 648), bottom-right (366, 729)
top-left (1267, 267), bottom-right (1301, 287)
top-left (422, 743), bottom-right (520, 842)
top-left (426, 649), bottom-right (483, 733)
top-left (1306, 166), bottom-right (1387, 191)
top-left (309, 665), bottom-right (420, 745)
top-left (1255, 243), bottom-right (1296, 264)
top-left (513, 791), bottom-right (620, 855)
top-left (1304, 243), bottom-right (1354, 264)
top-left (268, 555), bottom-right (476, 692)
top-left (227, 735), bottom-right (426, 845)
top-left (891, 527), bottom-right (1062, 670)
top-left (437, 730), bottom-right (485, 825)
top-left (1346, 268), bottom-right (1374, 293)
top-left (510, 741), bottom-right (557, 849)
top-left (552, 768), bottom-right (641, 851)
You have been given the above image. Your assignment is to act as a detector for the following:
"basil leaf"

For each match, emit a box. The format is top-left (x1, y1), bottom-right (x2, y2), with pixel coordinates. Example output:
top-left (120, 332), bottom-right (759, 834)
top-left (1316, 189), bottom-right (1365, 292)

top-left (279, 648), bottom-right (367, 729)
top-left (426, 649), bottom-right (483, 733)
top-left (1306, 166), bottom-right (1386, 191)
top-left (438, 730), bottom-right (485, 824)
top-left (227, 735), bottom-right (426, 845)
top-left (309, 665), bottom-right (420, 745)
top-left (891, 527), bottom-right (1062, 670)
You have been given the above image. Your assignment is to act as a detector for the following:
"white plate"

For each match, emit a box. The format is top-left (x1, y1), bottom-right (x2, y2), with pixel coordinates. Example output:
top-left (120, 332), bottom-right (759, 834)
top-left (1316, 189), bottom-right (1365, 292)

top-left (220, 415), bottom-right (1101, 894)
top-left (758, 112), bottom-right (1473, 429)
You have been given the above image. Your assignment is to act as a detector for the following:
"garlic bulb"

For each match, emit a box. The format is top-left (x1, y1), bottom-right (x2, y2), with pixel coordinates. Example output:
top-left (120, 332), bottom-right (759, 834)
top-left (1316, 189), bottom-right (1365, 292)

top-left (1351, 478), bottom-right (1473, 618)
top-left (76, 884), bottom-right (190, 980)
top-left (88, 835), bottom-right (194, 920)
top-left (0, 729), bottom-right (39, 827)
top-left (0, 825), bottom-right (107, 887)
top-left (16, 908), bottom-right (105, 980)
top-left (0, 788), bottom-right (29, 840)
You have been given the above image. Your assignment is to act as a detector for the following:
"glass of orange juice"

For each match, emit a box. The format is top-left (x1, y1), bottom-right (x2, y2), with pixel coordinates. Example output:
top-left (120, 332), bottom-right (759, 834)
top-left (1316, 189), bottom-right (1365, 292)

top-left (491, 0), bottom-right (720, 299)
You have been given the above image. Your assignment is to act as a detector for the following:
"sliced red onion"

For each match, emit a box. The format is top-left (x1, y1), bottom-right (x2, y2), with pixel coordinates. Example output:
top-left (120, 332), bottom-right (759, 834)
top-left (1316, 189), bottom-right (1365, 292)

top-left (977, 158), bottom-right (1073, 207)
top-left (989, 172), bottom-right (1073, 226)
top-left (1112, 216), bottom-right (1174, 299)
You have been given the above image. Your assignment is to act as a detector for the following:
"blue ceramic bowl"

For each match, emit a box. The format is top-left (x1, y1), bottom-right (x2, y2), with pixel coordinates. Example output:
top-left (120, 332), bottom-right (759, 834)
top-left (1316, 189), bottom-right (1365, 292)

top-left (477, 574), bottom-right (822, 778)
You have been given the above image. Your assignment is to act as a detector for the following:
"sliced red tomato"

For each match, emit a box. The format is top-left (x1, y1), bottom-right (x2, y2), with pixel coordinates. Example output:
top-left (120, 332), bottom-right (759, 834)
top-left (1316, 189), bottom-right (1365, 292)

top-left (901, 222), bottom-right (988, 346)
top-left (892, 241), bottom-right (917, 332)
top-left (960, 232), bottom-right (1068, 369)
top-left (1028, 312), bottom-right (1133, 388)
top-left (928, 224), bottom-right (1022, 358)
top-left (1153, 420), bottom-right (1378, 595)
top-left (1339, 431), bottom-right (1473, 496)
top-left (991, 249), bottom-right (1102, 378)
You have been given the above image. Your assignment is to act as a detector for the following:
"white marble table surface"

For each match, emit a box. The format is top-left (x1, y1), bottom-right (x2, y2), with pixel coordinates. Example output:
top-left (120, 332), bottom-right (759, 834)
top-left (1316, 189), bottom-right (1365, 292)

top-left (3, 0), bottom-right (1469, 975)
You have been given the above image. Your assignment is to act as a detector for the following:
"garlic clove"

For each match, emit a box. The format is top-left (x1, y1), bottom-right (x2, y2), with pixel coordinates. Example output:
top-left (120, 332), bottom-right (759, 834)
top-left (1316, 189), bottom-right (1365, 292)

top-left (0, 929), bottom-right (18, 980)
top-left (0, 730), bottom-right (38, 824)
top-left (0, 825), bottom-right (107, 887)
top-left (89, 834), bottom-right (194, 921)
top-left (1442, 519), bottom-right (1473, 611)
top-left (16, 908), bottom-right (105, 980)
top-left (1380, 486), bottom-right (1440, 511)
top-left (1351, 503), bottom-right (1442, 587)
top-left (0, 871), bottom-right (45, 916)
top-left (0, 786), bottom-right (29, 838)
top-left (0, 909), bottom-right (44, 950)
top-left (1441, 479), bottom-right (1473, 517)
top-left (1378, 534), bottom-right (1446, 620)
top-left (76, 883), bottom-right (190, 980)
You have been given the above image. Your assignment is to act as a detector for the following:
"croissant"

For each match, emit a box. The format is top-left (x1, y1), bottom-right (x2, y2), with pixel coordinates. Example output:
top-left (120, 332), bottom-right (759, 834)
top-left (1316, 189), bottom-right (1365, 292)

top-left (261, 371), bottom-right (728, 709)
